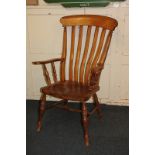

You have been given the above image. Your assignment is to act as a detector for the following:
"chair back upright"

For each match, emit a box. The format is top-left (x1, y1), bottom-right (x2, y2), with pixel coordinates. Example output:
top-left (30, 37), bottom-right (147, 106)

top-left (60, 15), bottom-right (118, 85)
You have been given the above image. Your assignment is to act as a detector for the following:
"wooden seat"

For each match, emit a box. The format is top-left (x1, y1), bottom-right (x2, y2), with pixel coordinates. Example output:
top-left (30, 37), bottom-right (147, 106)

top-left (32, 15), bottom-right (118, 146)
top-left (42, 81), bottom-right (99, 101)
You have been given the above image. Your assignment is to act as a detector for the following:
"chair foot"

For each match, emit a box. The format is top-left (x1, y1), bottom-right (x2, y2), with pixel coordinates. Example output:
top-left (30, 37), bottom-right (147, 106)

top-left (37, 94), bottom-right (46, 132)
top-left (82, 101), bottom-right (89, 146)
top-left (36, 122), bottom-right (41, 132)
top-left (84, 135), bottom-right (89, 146)
top-left (93, 93), bottom-right (103, 119)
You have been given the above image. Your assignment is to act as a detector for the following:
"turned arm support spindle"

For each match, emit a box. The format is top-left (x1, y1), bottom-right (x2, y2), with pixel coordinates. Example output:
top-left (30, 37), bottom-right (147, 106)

top-left (32, 58), bottom-right (64, 85)
top-left (89, 63), bottom-right (104, 90)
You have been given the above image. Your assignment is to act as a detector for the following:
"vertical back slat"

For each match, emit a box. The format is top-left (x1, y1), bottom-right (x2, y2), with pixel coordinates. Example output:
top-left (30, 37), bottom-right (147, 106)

top-left (99, 31), bottom-right (113, 65)
top-left (91, 28), bottom-right (106, 70)
top-left (74, 26), bottom-right (83, 82)
top-left (79, 26), bottom-right (92, 84)
top-left (60, 26), bottom-right (67, 81)
top-left (84, 26), bottom-right (99, 84)
top-left (69, 26), bottom-right (75, 81)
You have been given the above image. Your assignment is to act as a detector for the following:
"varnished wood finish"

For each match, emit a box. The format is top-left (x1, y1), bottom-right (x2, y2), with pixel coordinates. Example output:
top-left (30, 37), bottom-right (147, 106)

top-left (69, 26), bottom-right (75, 81)
top-left (32, 58), bottom-right (64, 65)
top-left (33, 58), bottom-right (64, 85)
top-left (33, 15), bottom-right (118, 146)
top-left (60, 15), bottom-right (118, 30)
top-left (42, 64), bottom-right (51, 86)
top-left (99, 31), bottom-right (113, 65)
top-left (80, 26), bottom-right (92, 84)
top-left (41, 81), bottom-right (99, 101)
top-left (37, 94), bottom-right (46, 132)
top-left (91, 28), bottom-right (106, 70)
top-left (82, 101), bottom-right (89, 146)
top-left (85, 27), bottom-right (99, 84)
top-left (60, 26), bottom-right (67, 81)
top-left (74, 26), bottom-right (83, 82)
top-left (46, 99), bottom-right (100, 117)
top-left (51, 62), bottom-right (57, 83)
top-left (89, 63), bottom-right (104, 89)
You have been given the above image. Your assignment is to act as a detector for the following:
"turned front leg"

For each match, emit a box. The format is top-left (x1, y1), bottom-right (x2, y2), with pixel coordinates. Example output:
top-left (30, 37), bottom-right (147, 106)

top-left (37, 94), bottom-right (46, 132)
top-left (81, 101), bottom-right (89, 146)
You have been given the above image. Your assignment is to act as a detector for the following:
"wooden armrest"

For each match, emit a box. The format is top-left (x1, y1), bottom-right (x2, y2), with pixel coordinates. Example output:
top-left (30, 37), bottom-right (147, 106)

top-left (91, 63), bottom-right (103, 74)
top-left (32, 58), bottom-right (64, 65)
top-left (89, 63), bottom-right (104, 89)
top-left (32, 58), bottom-right (64, 85)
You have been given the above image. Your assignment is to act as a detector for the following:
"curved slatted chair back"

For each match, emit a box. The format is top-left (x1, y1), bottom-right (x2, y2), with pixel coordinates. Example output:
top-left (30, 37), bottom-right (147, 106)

top-left (60, 15), bottom-right (118, 85)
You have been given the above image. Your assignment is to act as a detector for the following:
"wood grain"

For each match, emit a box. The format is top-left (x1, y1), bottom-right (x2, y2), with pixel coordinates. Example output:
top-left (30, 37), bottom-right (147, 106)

top-left (60, 26), bottom-right (67, 81)
top-left (99, 31), bottom-right (113, 65)
top-left (51, 62), bottom-right (57, 82)
top-left (60, 15), bottom-right (118, 30)
top-left (42, 64), bottom-right (51, 86)
top-left (74, 26), bottom-right (83, 82)
top-left (33, 15), bottom-right (118, 146)
top-left (69, 26), bottom-right (75, 81)
top-left (91, 28), bottom-right (106, 70)
top-left (84, 27), bottom-right (99, 84)
top-left (80, 26), bottom-right (92, 84)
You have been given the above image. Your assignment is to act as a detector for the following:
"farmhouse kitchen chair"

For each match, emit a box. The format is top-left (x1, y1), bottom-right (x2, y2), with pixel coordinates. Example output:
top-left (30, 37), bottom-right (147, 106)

top-left (33, 15), bottom-right (118, 146)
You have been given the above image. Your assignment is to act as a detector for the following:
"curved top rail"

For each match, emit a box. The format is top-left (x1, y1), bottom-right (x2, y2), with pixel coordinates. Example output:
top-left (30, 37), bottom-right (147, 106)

top-left (60, 15), bottom-right (118, 30)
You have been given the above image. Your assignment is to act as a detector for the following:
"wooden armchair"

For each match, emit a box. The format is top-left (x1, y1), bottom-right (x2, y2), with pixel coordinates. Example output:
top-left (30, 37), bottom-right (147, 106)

top-left (32, 15), bottom-right (118, 146)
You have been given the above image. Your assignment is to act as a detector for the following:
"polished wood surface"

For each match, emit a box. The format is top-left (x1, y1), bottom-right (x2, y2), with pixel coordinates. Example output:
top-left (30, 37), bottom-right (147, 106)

top-left (69, 26), bottom-right (75, 81)
top-left (41, 81), bottom-right (99, 101)
top-left (79, 25), bottom-right (92, 84)
top-left (91, 28), bottom-right (106, 70)
top-left (60, 27), bottom-right (67, 82)
top-left (85, 26), bottom-right (99, 84)
top-left (60, 15), bottom-right (118, 30)
top-left (33, 15), bottom-right (118, 146)
top-left (74, 25), bottom-right (83, 82)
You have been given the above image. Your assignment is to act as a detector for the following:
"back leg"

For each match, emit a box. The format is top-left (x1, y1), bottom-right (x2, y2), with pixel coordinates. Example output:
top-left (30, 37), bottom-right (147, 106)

top-left (37, 93), bottom-right (46, 132)
top-left (93, 93), bottom-right (102, 119)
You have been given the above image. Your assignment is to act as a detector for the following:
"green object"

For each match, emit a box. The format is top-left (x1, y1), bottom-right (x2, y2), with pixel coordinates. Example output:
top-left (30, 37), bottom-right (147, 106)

top-left (62, 2), bottom-right (110, 8)
top-left (44, 0), bottom-right (126, 7)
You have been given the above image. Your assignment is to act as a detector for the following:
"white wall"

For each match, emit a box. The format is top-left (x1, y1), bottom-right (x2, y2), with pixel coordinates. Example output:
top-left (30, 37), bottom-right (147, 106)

top-left (26, 0), bottom-right (129, 105)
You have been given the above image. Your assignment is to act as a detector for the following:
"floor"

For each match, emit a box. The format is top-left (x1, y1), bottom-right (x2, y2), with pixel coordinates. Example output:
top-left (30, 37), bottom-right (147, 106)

top-left (26, 100), bottom-right (129, 155)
